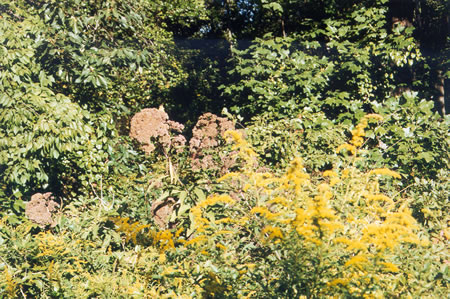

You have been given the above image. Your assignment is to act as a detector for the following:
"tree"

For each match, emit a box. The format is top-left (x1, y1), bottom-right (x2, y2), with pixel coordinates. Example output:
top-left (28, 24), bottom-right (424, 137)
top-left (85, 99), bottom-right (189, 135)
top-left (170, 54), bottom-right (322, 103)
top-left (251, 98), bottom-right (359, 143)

top-left (224, 0), bottom-right (421, 121)
top-left (388, 0), bottom-right (449, 115)
top-left (0, 3), bottom-right (99, 197)
top-left (8, 0), bottom-right (205, 115)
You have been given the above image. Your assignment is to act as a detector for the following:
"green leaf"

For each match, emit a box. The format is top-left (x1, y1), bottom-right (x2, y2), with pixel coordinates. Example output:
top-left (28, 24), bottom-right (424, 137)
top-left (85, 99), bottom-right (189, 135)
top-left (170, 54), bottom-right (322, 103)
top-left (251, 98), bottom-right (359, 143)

top-left (193, 188), bottom-right (206, 202)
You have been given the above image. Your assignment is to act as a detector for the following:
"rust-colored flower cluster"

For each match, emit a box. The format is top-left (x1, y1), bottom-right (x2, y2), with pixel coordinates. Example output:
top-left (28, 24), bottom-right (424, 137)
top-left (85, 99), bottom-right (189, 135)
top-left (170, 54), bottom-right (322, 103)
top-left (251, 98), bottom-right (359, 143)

top-left (129, 108), bottom-right (186, 154)
top-left (189, 113), bottom-right (236, 173)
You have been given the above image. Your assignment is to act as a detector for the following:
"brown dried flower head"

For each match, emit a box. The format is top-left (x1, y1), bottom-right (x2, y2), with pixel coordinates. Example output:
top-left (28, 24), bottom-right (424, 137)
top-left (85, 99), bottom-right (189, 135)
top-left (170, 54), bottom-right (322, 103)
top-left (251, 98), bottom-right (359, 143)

top-left (189, 113), bottom-right (236, 172)
top-left (25, 192), bottom-right (59, 227)
top-left (129, 108), bottom-right (186, 154)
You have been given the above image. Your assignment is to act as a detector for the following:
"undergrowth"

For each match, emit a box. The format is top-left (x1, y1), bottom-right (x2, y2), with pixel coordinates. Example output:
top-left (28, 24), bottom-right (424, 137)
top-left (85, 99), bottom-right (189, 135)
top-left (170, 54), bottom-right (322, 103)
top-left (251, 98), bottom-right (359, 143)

top-left (0, 114), bottom-right (448, 298)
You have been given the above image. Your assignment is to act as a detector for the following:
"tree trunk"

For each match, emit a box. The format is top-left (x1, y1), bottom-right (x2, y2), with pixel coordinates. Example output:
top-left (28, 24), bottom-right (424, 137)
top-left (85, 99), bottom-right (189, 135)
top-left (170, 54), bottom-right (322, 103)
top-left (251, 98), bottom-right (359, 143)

top-left (434, 70), bottom-right (445, 115)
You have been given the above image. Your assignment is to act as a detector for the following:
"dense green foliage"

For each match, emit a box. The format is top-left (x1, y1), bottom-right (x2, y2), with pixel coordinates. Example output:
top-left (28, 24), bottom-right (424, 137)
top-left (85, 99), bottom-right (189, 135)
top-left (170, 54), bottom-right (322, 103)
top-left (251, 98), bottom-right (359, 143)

top-left (0, 7), bottom-right (100, 199)
top-left (0, 0), bottom-right (448, 297)
top-left (224, 1), bottom-right (421, 121)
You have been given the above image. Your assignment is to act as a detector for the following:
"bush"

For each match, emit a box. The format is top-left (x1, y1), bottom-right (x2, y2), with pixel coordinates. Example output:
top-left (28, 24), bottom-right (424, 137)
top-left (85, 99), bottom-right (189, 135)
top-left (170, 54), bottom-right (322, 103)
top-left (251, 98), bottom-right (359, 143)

top-left (246, 110), bottom-right (347, 171)
top-left (0, 8), bottom-right (104, 199)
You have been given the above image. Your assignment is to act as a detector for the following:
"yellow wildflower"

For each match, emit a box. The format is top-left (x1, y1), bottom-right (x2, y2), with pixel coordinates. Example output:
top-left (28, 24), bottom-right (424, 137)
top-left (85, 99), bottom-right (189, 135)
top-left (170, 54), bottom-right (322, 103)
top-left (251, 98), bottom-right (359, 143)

top-left (217, 172), bottom-right (239, 182)
top-left (317, 220), bottom-right (343, 233)
top-left (250, 206), bottom-right (270, 216)
top-left (158, 253), bottom-right (166, 263)
top-left (328, 278), bottom-right (349, 286)
top-left (364, 113), bottom-right (383, 121)
top-left (330, 177), bottom-right (341, 186)
top-left (184, 235), bottom-right (207, 247)
top-left (323, 170), bottom-right (338, 177)
top-left (341, 169), bottom-right (350, 178)
top-left (363, 194), bottom-right (394, 204)
top-left (216, 243), bottom-right (227, 251)
top-left (380, 262), bottom-right (399, 272)
top-left (368, 168), bottom-right (401, 179)
top-left (262, 226), bottom-right (283, 240)
top-left (336, 143), bottom-right (357, 155)
top-left (335, 237), bottom-right (368, 251)
top-left (345, 255), bottom-right (369, 270)
top-left (215, 217), bottom-right (234, 224)
top-left (250, 206), bottom-right (281, 220)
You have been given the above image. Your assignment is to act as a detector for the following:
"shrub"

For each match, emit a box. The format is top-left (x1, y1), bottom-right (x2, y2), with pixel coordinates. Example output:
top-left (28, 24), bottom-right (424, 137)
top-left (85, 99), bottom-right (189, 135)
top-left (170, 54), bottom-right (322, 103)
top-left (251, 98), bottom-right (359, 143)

top-left (246, 110), bottom-right (347, 171)
top-left (0, 8), bottom-right (102, 199)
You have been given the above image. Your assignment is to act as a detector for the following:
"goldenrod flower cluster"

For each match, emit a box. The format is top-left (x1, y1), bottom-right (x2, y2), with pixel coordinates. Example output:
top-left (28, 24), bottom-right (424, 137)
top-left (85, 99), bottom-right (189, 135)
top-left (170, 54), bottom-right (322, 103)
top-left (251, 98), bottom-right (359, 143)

top-left (112, 217), bottom-right (184, 251)
top-left (205, 114), bottom-right (427, 297)
top-left (337, 113), bottom-right (383, 155)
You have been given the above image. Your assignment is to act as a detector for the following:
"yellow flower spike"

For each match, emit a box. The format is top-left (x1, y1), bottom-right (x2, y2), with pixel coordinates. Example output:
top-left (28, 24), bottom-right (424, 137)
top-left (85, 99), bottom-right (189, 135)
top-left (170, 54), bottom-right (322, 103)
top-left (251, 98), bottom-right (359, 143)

top-left (184, 235), bottom-right (207, 247)
top-left (341, 168), bottom-right (350, 178)
top-left (224, 130), bottom-right (243, 144)
top-left (336, 143), bottom-right (357, 155)
top-left (364, 113), bottom-right (383, 121)
top-left (217, 172), bottom-right (239, 182)
top-left (330, 177), bottom-right (341, 186)
top-left (328, 278), bottom-right (349, 287)
top-left (334, 237), bottom-right (368, 251)
top-left (175, 227), bottom-right (184, 238)
top-left (380, 262), bottom-right (400, 272)
top-left (369, 168), bottom-right (401, 179)
top-left (345, 255), bottom-right (369, 271)
top-left (216, 243), bottom-right (227, 251)
top-left (363, 194), bottom-right (394, 204)
top-left (262, 226), bottom-right (284, 240)
top-left (250, 206), bottom-right (270, 217)
top-left (243, 183), bottom-right (252, 191)
top-left (215, 217), bottom-right (234, 224)
top-left (351, 136), bottom-right (364, 148)
top-left (317, 220), bottom-right (343, 233)
top-left (317, 183), bottom-right (330, 193)
top-left (323, 170), bottom-right (338, 177)
top-left (158, 253), bottom-right (166, 263)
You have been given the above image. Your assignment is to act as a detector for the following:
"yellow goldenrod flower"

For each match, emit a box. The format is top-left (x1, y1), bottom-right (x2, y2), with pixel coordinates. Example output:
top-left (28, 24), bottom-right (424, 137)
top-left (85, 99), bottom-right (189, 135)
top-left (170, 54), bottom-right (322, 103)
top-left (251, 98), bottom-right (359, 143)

top-left (363, 194), bottom-right (394, 204)
top-left (158, 253), bottom-right (166, 263)
top-left (364, 113), bottom-right (383, 121)
top-left (250, 206), bottom-right (270, 216)
top-left (262, 226), bottom-right (284, 240)
top-left (215, 217), bottom-right (234, 224)
top-left (330, 177), bottom-right (341, 186)
top-left (216, 243), bottom-right (227, 251)
top-left (323, 170), bottom-right (338, 177)
top-left (334, 237), bottom-right (368, 251)
top-left (336, 143), bottom-right (357, 155)
top-left (243, 183), bottom-right (252, 191)
top-left (345, 255), bottom-right (369, 270)
top-left (368, 168), bottom-right (401, 179)
top-left (341, 168), bottom-right (350, 178)
top-left (317, 220), bottom-right (343, 233)
top-left (217, 172), bottom-right (239, 182)
top-left (328, 278), bottom-right (349, 286)
top-left (184, 235), bottom-right (207, 247)
top-left (380, 262), bottom-right (400, 272)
